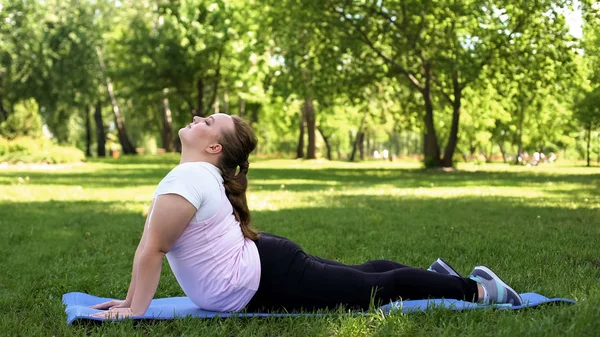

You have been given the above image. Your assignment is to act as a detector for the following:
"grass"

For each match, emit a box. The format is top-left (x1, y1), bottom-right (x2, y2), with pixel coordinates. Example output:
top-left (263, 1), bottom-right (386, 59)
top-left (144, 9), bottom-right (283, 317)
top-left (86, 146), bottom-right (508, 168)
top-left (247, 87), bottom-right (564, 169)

top-left (0, 155), bottom-right (599, 336)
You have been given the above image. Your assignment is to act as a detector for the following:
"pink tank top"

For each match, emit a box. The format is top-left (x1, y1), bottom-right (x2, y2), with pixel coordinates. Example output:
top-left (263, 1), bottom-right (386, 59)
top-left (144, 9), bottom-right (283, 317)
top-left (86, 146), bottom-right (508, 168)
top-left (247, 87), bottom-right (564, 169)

top-left (164, 168), bottom-right (261, 312)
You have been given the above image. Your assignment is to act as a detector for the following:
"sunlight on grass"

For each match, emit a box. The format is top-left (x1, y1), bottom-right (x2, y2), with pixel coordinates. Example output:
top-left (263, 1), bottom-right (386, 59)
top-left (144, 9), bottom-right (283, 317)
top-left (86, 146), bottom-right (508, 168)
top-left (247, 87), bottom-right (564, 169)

top-left (1, 157), bottom-right (599, 336)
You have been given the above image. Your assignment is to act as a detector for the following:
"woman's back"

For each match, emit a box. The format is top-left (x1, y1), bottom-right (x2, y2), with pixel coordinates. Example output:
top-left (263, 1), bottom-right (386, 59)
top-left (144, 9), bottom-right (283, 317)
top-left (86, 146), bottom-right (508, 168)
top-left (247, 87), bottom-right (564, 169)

top-left (154, 162), bottom-right (260, 311)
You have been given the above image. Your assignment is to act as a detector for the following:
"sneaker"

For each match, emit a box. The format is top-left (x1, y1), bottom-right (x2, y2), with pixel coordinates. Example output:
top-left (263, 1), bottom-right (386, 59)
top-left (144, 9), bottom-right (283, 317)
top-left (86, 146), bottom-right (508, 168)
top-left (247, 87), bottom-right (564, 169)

top-left (427, 258), bottom-right (462, 277)
top-left (469, 266), bottom-right (523, 306)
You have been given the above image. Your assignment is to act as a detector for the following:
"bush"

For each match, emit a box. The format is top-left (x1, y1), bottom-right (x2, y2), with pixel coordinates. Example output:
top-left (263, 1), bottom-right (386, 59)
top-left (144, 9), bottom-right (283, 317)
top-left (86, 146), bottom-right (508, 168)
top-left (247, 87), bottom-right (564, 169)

top-left (41, 147), bottom-right (86, 164)
top-left (0, 99), bottom-right (43, 140)
top-left (0, 137), bottom-right (85, 164)
top-left (7, 137), bottom-right (45, 154)
top-left (0, 137), bottom-right (7, 156)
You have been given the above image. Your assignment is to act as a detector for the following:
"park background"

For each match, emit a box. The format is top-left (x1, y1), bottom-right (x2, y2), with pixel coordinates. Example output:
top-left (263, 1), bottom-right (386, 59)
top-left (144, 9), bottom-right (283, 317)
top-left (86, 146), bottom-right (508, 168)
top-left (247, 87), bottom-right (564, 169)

top-left (0, 0), bottom-right (599, 336)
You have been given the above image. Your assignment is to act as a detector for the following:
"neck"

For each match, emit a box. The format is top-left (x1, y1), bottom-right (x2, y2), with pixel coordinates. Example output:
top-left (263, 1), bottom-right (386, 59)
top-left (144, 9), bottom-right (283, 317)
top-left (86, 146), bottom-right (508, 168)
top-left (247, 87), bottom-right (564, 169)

top-left (179, 149), bottom-right (219, 166)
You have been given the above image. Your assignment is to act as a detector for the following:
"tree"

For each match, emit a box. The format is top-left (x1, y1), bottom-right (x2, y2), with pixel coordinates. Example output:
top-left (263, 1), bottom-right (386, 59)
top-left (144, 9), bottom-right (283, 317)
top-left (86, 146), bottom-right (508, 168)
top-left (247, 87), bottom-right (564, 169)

top-left (575, 87), bottom-right (600, 166)
top-left (329, 0), bottom-right (582, 167)
top-left (261, 0), bottom-right (369, 159)
top-left (0, 0), bottom-right (119, 153)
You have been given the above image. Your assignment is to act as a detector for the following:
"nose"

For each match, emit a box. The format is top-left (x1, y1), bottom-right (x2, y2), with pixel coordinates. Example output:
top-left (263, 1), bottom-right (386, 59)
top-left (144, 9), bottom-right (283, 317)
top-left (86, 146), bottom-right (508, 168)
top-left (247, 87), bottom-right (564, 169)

top-left (193, 116), bottom-right (202, 123)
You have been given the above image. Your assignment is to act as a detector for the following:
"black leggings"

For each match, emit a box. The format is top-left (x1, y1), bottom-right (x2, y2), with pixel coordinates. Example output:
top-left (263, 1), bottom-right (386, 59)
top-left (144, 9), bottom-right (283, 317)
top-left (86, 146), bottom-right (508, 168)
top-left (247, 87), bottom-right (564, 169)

top-left (246, 233), bottom-right (479, 311)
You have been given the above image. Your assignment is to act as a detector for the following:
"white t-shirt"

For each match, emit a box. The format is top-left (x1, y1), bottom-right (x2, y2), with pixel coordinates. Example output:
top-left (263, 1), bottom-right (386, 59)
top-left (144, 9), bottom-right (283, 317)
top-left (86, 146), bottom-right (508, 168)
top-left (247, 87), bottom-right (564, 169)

top-left (152, 162), bottom-right (261, 312)
top-left (153, 162), bottom-right (222, 222)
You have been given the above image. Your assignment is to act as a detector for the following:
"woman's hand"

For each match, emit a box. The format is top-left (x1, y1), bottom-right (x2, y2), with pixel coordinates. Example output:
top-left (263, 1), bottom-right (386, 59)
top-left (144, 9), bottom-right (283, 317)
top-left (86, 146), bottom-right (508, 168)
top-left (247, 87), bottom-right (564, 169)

top-left (90, 307), bottom-right (135, 319)
top-left (89, 299), bottom-right (129, 310)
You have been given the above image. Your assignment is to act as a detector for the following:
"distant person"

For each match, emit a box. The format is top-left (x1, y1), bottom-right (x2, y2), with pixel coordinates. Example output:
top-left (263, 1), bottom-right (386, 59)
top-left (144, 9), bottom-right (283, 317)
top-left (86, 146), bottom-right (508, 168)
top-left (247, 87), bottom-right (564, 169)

top-left (532, 152), bottom-right (540, 166)
top-left (518, 151), bottom-right (529, 165)
top-left (90, 114), bottom-right (522, 318)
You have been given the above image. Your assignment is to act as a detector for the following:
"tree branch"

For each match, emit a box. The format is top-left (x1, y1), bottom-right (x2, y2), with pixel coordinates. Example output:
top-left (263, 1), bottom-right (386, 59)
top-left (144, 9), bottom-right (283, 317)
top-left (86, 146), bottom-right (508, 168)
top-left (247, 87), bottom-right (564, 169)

top-left (207, 48), bottom-right (223, 113)
top-left (340, 9), bottom-right (423, 90)
top-left (358, 3), bottom-right (401, 32)
top-left (467, 14), bottom-right (527, 87)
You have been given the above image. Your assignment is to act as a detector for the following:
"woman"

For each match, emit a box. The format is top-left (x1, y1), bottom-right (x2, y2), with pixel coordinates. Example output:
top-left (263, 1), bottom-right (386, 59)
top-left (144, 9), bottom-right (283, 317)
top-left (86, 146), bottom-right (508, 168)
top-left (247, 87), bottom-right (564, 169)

top-left (91, 114), bottom-right (522, 318)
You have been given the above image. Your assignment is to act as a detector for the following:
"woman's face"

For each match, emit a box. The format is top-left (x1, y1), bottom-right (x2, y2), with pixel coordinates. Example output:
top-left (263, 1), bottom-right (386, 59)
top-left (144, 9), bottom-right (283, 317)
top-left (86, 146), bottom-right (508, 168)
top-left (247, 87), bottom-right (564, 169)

top-left (179, 113), bottom-right (234, 154)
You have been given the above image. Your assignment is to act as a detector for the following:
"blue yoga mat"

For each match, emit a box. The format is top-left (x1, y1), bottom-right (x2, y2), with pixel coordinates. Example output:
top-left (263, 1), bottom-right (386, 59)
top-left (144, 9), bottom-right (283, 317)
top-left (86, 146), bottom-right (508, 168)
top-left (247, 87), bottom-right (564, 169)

top-left (63, 292), bottom-right (576, 325)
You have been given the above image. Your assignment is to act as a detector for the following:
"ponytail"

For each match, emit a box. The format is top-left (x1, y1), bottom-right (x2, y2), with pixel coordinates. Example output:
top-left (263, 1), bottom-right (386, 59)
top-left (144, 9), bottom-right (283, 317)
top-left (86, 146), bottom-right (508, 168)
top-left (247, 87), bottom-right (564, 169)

top-left (216, 116), bottom-right (259, 240)
top-left (222, 161), bottom-right (258, 240)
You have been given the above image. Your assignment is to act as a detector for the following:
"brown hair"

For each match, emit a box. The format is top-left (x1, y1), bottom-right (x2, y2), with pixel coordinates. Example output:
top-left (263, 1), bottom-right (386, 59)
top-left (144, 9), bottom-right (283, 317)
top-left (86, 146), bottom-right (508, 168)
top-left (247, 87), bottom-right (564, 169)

top-left (216, 115), bottom-right (259, 240)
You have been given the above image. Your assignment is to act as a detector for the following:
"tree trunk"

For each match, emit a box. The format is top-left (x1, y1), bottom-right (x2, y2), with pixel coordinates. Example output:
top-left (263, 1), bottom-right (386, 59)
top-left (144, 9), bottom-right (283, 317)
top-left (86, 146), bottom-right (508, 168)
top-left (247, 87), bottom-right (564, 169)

top-left (0, 102), bottom-right (6, 122)
top-left (0, 76), bottom-right (8, 122)
top-left (223, 89), bottom-right (229, 114)
top-left (484, 143), bottom-right (493, 163)
top-left (457, 147), bottom-right (468, 162)
top-left (85, 105), bottom-right (92, 157)
top-left (586, 123), bottom-right (591, 167)
top-left (299, 66), bottom-right (316, 160)
top-left (162, 89), bottom-right (174, 152)
top-left (414, 132), bottom-right (420, 155)
top-left (238, 97), bottom-right (245, 117)
top-left (469, 141), bottom-right (476, 157)
top-left (421, 63), bottom-right (441, 167)
top-left (392, 131), bottom-right (400, 156)
top-left (304, 98), bottom-right (316, 159)
top-left (350, 109), bottom-right (369, 162)
top-left (441, 73), bottom-right (462, 167)
top-left (317, 126), bottom-right (332, 160)
top-left (358, 132), bottom-right (365, 160)
top-left (597, 131), bottom-right (599, 165)
top-left (498, 142), bottom-right (507, 163)
top-left (94, 102), bottom-right (106, 157)
top-left (246, 102), bottom-right (260, 124)
top-left (96, 46), bottom-right (136, 155)
top-left (348, 130), bottom-right (355, 157)
top-left (350, 132), bottom-right (360, 162)
top-left (515, 103), bottom-right (525, 164)
top-left (195, 78), bottom-right (205, 117)
top-left (208, 50), bottom-right (223, 115)
top-left (296, 109), bottom-right (305, 159)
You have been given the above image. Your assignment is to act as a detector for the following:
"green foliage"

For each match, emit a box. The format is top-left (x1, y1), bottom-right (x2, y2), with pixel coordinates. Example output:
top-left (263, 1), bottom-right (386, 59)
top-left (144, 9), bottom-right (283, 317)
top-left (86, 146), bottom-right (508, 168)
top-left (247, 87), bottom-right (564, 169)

top-left (141, 134), bottom-right (158, 155)
top-left (0, 99), bottom-right (43, 140)
top-left (6, 137), bottom-right (44, 154)
top-left (575, 87), bottom-right (600, 128)
top-left (0, 137), bottom-right (85, 164)
top-left (0, 0), bottom-right (599, 164)
top-left (0, 136), bottom-right (8, 156)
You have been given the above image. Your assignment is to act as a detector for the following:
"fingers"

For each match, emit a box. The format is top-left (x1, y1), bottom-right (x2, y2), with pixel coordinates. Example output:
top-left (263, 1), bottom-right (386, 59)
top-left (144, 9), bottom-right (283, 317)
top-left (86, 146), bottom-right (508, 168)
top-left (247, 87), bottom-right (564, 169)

top-left (90, 308), bottom-right (133, 319)
top-left (89, 303), bottom-right (108, 309)
top-left (89, 300), bottom-right (115, 309)
top-left (91, 311), bottom-right (115, 319)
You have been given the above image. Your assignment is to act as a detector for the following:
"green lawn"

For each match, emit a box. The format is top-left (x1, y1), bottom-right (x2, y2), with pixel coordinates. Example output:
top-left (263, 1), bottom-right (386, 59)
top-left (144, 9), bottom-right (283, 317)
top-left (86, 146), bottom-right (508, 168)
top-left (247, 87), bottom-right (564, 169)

top-left (1, 156), bottom-right (599, 336)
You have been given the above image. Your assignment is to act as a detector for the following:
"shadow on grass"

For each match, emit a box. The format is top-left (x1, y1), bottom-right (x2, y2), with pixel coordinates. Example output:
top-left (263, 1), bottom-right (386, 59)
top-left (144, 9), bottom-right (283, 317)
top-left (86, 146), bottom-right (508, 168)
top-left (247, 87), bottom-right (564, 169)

top-left (1, 166), bottom-right (599, 195)
top-left (250, 168), bottom-right (600, 192)
top-left (0, 168), bottom-right (171, 188)
top-left (2, 193), bottom-right (599, 334)
top-left (2, 193), bottom-right (597, 282)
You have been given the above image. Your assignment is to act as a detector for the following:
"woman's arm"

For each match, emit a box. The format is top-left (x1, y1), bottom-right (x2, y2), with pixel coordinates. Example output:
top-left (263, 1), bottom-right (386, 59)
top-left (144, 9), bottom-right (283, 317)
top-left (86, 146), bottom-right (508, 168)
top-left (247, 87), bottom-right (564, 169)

top-left (124, 205), bottom-right (153, 306)
top-left (92, 194), bottom-right (196, 318)
top-left (90, 203), bottom-right (154, 310)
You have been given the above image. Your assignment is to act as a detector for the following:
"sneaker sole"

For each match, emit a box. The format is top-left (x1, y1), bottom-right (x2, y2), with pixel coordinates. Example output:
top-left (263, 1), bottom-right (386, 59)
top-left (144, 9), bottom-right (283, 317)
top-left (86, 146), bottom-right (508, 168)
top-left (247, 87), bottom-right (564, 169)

top-left (474, 265), bottom-right (522, 305)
